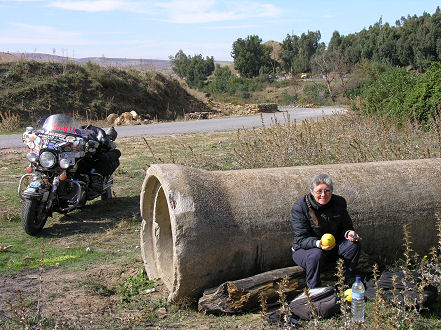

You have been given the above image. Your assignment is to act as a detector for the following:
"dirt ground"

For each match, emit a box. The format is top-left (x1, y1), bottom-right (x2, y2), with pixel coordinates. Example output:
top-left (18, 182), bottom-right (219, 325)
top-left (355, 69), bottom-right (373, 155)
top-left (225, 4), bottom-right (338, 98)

top-left (1, 263), bottom-right (143, 327)
top-left (1, 264), bottom-right (267, 329)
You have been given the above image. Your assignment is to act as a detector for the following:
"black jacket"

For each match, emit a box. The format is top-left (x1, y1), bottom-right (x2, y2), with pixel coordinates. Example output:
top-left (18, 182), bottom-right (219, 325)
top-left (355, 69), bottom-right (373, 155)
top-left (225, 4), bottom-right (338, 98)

top-left (290, 193), bottom-right (354, 251)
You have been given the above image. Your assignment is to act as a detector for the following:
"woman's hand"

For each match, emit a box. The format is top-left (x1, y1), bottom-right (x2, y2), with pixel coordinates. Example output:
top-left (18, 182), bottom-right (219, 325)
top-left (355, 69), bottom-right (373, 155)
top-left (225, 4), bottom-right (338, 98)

top-left (318, 240), bottom-right (335, 250)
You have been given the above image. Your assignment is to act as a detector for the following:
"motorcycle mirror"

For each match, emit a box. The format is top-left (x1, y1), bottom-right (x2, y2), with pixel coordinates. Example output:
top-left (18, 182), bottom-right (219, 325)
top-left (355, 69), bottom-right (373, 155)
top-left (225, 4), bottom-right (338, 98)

top-left (106, 127), bottom-right (117, 141)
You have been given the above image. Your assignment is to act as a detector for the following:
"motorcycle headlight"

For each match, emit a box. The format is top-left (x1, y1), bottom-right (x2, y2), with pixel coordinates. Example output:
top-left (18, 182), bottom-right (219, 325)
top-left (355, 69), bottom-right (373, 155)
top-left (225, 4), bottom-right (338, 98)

top-left (39, 151), bottom-right (57, 168)
top-left (59, 158), bottom-right (70, 169)
top-left (26, 152), bottom-right (38, 163)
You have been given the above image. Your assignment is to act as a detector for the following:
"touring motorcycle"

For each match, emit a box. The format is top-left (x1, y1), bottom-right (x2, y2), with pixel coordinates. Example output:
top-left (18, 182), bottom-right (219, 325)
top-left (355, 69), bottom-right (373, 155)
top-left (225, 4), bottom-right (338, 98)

top-left (18, 114), bottom-right (121, 235)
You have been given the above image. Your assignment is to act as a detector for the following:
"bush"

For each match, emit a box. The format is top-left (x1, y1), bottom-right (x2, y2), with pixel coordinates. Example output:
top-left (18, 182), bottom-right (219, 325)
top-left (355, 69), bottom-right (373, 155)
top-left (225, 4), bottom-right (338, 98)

top-left (351, 61), bottom-right (441, 124)
top-left (354, 66), bottom-right (415, 121)
top-left (206, 73), bottom-right (269, 102)
top-left (404, 62), bottom-right (441, 123)
top-left (300, 83), bottom-right (329, 105)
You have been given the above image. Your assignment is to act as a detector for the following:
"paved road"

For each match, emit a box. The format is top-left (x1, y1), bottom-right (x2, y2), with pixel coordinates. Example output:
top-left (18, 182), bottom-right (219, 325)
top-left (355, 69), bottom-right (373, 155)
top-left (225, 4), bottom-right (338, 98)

top-left (0, 106), bottom-right (345, 149)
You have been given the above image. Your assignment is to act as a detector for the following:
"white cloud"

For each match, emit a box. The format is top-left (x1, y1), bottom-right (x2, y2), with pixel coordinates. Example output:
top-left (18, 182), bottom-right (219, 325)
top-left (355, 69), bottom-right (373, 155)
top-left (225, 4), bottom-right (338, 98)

top-left (205, 24), bottom-right (258, 30)
top-left (154, 0), bottom-right (282, 24)
top-left (27, 0), bottom-right (281, 22)
top-left (48, 0), bottom-right (134, 12)
top-left (0, 23), bottom-right (87, 45)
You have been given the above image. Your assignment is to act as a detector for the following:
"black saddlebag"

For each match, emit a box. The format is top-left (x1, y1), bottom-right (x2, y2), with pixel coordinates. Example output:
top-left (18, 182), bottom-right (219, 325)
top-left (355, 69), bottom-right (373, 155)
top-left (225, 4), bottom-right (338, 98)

top-left (95, 149), bottom-right (121, 176)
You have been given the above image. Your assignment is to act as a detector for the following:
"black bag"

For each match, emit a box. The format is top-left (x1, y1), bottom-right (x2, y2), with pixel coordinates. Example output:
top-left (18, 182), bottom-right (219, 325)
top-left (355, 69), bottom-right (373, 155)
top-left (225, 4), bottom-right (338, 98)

top-left (289, 287), bottom-right (339, 320)
top-left (365, 270), bottom-right (437, 307)
top-left (267, 310), bottom-right (300, 327)
top-left (94, 149), bottom-right (121, 176)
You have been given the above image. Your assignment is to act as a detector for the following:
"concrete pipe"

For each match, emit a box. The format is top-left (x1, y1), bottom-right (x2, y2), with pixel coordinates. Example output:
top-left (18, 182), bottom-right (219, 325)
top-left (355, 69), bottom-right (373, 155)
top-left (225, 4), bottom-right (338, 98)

top-left (140, 158), bottom-right (441, 301)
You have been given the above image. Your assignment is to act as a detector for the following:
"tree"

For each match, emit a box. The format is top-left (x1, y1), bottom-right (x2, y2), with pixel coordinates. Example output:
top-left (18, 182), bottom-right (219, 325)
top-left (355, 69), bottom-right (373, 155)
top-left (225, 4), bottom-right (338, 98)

top-left (280, 34), bottom-right (300, 76)
top-left (280, 34), bottom-right (299, 75)
top-left (279, 31), bottom-right (323, 75)
top-left (231, 35), bottom-right (272, 78)
top-left (169, 50), bottom-right (188, 79)
top-left (169, 50), bottom-right (214, 89)
top-left (311, 50), bottom-right (341, 102)
top-left (208, 64), bottom-right (233, 94)
top-left (328, 31), bottom-right (343, 52)
top-left (332, 9), bottom-right (441, 70)
top-left (377, 23), bottom-right (400, 65)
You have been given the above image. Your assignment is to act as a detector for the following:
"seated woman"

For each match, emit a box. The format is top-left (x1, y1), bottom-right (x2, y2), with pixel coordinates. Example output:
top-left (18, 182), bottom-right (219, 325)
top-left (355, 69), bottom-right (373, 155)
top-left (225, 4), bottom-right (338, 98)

top-left (290, 173), bottom-right (360, 288)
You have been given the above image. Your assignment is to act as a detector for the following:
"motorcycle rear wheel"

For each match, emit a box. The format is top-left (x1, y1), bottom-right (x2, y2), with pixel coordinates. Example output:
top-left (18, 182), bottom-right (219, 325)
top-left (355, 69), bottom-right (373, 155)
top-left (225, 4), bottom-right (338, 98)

top-left (22, 199), bottom-right (48, 235)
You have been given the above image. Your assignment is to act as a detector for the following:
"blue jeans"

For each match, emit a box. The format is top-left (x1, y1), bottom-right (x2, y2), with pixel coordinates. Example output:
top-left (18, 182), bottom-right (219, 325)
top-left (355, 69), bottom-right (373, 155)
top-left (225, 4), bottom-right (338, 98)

top-left (292, 240), bottom-right (360, 288)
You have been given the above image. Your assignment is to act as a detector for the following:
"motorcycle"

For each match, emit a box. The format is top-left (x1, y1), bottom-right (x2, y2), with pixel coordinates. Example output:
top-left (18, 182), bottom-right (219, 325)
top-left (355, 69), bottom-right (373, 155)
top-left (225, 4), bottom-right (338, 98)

top-left (18, 114), bottom-right (121, 235)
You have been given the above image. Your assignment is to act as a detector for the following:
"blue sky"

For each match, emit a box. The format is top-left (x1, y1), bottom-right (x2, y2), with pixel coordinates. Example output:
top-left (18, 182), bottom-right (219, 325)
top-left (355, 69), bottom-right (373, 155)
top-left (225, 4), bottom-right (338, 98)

top-left (0, 0), bottom-right (439, 61)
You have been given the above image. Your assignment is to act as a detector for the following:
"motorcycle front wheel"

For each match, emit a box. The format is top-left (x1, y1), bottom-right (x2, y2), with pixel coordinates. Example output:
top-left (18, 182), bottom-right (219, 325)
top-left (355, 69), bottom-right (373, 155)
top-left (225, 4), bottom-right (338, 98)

top-left (22, 199), bottom-right (48, 235)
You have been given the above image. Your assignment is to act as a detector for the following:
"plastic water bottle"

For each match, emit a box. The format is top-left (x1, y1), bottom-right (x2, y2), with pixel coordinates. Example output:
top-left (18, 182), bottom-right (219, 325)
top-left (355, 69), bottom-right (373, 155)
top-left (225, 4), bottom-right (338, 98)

top-left (351, 276), bottom-right (365, 322)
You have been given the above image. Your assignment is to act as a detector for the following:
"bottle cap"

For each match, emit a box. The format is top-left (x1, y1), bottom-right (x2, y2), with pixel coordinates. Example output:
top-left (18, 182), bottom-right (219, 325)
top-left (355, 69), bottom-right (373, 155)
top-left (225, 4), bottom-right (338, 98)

top-left (355, 276), bottom-right (360, 281)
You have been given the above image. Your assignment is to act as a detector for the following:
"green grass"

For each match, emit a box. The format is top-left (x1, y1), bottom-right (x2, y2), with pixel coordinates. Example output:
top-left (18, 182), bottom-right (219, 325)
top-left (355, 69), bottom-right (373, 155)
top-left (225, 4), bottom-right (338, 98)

top-left (116, 269), bottom-right (158, 301)
top-left (0, 129), bottom-right (22, 135)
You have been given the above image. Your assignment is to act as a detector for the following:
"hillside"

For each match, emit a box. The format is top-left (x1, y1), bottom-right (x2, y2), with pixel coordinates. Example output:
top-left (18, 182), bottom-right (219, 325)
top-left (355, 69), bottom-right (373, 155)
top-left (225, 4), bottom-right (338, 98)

top-left (0, 52), bottom-right (234, 73)
top-left (0, 52), bottom-right (173, 73)
top-left (0, 60), bottom-right (210, 123)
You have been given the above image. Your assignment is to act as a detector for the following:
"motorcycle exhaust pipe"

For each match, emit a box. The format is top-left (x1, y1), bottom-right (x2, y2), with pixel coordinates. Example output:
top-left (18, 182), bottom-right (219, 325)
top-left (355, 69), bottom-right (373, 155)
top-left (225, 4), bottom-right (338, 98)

top-left (140, 159), bottom-right (441, 302)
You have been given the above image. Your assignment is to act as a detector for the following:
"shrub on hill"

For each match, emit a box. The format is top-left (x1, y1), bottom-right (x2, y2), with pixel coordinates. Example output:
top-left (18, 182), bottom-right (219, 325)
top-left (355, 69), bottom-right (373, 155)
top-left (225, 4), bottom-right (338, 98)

top-left (0, 60), bottom-right (208, 124)
top-left (351, 61), bottom-right (441, 124)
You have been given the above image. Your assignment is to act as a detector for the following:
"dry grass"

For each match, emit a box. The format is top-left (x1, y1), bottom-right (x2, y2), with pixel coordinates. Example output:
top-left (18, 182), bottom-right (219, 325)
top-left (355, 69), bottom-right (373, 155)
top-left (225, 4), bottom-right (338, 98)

top-left (233, 110), bottom-right (441, 169)
top-left (0, 110), bottom-right (21, 133)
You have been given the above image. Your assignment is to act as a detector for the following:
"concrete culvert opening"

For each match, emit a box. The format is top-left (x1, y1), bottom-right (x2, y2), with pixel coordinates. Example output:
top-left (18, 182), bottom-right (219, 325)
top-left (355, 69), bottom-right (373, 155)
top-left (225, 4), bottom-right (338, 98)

top-left (140, 160), bottom-right (441, 302)
top-left (140, 175), bottom-right (174, 290)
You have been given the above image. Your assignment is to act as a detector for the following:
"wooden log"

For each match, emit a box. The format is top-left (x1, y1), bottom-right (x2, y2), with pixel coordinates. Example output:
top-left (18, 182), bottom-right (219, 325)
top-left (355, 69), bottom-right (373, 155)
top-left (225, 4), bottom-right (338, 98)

top-left (198, 266), bottom-right (306, 314)
top-left (198, 266), bottom-right (338, 314)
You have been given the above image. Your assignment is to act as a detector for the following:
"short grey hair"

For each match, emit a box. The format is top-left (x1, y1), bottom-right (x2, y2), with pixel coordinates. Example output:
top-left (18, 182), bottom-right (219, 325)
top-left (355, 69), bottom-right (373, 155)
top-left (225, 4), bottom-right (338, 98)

top-left (310, 173), bottom-right (334, 191)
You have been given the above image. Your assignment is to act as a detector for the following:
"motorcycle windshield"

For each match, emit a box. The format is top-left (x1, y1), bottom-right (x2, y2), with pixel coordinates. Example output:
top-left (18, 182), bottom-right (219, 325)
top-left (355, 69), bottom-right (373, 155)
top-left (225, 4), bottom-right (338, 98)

top-left (42, 114), bottom-right (80, 135)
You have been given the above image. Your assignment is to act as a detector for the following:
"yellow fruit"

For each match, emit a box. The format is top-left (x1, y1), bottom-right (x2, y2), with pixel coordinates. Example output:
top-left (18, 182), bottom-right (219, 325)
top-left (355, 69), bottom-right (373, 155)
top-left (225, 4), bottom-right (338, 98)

top-left (344, 288), bottom-right (352, 302)
top-left (321, 233), bottom-right (336, 247)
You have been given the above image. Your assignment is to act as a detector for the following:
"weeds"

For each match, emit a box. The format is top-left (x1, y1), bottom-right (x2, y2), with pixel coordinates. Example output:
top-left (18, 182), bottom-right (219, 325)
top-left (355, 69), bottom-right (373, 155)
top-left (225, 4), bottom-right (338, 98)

top-left (303, 287), bottom-right (319, 326)
top-left (259, 292), bottom-right (268, 324)
top-left (233, 110), bottom-right (441, 169)
top-left (335, 258), bottom-right (350, 328)
top-left (365, 221), bottom-right (441, 329)
top-left (117, 268), bottom-right (158, 302)
top-left (4, 290), bottom-right (56, 328)
top-left (4, 241), bottom-right (51, 328)
top-left (1, 212), bottom-right (21, 223)
top-left (277, 276), bottom-right (293, 328)
top-left (0, 110), bottom-right (21, 133)
top-left (267, 220), bottom-right (441, 329)
top-left (78, 269), bottom-right (115, 297)
top-left (425, 213), bottom-right (441, 284)
top-left (371, 263), bottom-right (388, 328)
